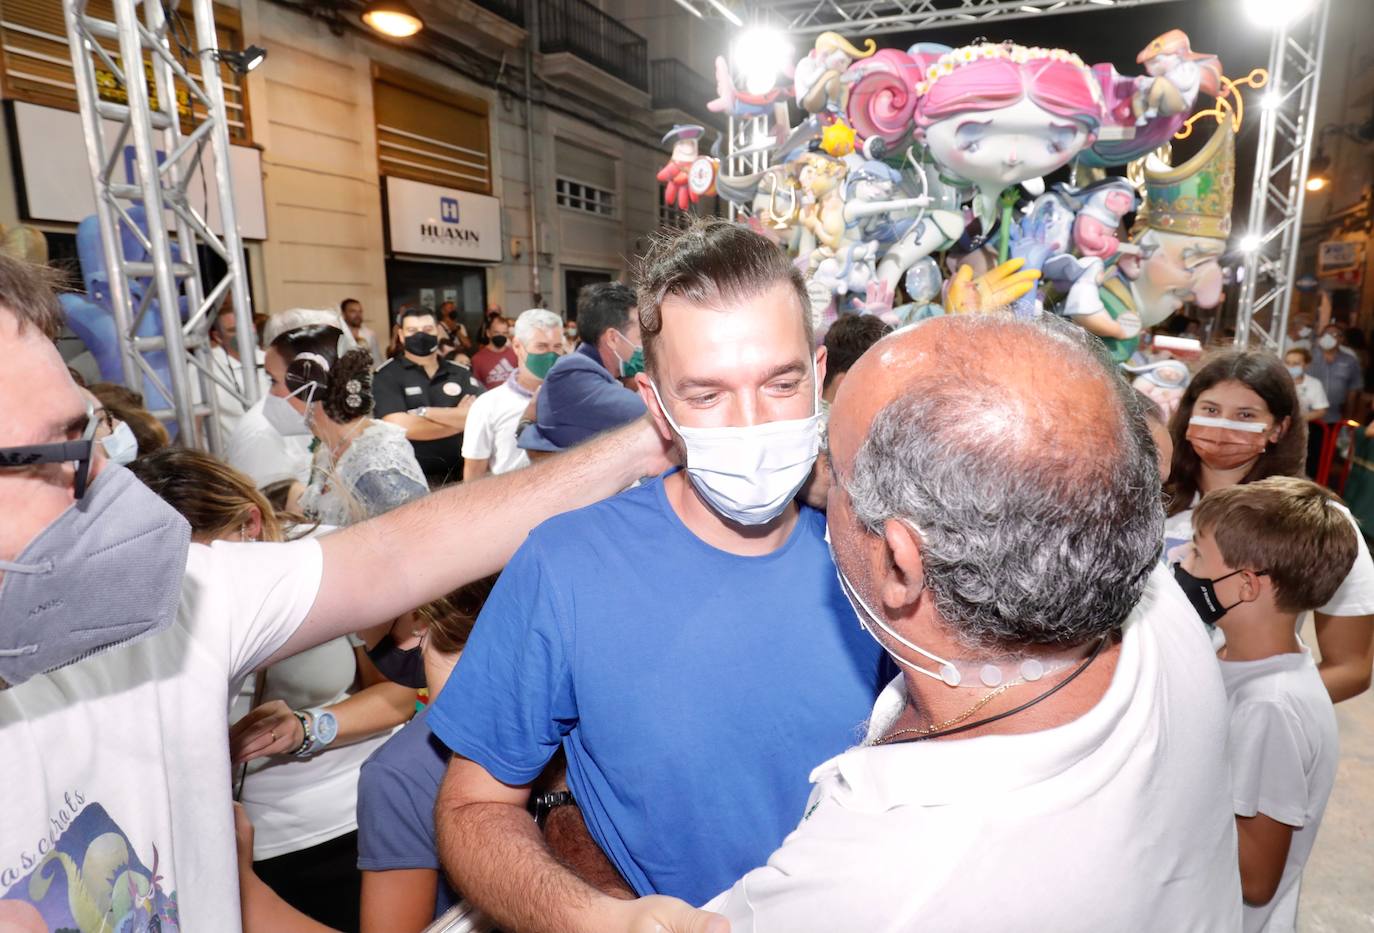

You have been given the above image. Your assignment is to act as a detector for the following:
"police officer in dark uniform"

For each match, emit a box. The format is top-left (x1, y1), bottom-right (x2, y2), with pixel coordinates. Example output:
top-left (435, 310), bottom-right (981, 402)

top-left (373, 306), bottom-right (485, 487)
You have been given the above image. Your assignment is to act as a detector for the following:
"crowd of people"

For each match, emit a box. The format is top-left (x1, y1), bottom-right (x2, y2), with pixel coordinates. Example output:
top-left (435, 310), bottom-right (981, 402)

top-left (2, 219), bottom-right (1371, 933)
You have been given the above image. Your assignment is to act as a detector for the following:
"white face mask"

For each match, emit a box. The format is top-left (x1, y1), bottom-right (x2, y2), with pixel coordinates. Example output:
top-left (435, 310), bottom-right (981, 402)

top-left (1319, 334), bottom-right (1339, 351)
top-left (649, 360), bottom-right (821, 526)
top-left (99, 419), bottom-right (139, 466)
top-left (1287, 364), bottom-right (1304, 379)
top-left (263, 383), bottom-right (316, 437)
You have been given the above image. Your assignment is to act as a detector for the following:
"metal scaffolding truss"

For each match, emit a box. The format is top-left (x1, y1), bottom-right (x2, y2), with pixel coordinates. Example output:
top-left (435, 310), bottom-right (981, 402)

top-left (1235, 0), bottom-right (1329, 354)
top-left (735, 0), bottom-right (1185, 38)
top-left (63, 0), bottom-right (256, 452)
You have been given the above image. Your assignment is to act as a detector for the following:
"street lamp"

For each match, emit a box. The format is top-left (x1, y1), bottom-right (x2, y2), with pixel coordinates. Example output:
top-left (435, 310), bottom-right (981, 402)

top-left (733, 26), bottom-right (790, 96)
top-left (1241, 0), bottom-right (1317, 28)
top-left (1306, 150), bottom-right (1331, 192)
top-left (362, 0), bottom-right (424, 38)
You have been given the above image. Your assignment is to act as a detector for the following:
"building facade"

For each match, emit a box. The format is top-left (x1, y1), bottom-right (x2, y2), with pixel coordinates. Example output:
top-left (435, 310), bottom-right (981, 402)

top-left (0, 0), bottom-right (729, 344)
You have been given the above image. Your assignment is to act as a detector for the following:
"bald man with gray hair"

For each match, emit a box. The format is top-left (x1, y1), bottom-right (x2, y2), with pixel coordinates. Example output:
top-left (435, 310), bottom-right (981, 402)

top-left (682, 313), bottom-right (1244, 930)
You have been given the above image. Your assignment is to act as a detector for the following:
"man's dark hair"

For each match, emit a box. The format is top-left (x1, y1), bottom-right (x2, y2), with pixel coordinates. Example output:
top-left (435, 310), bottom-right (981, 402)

top-left (0, 254), bottom-right (64, 339)
top-left (634, 220), bottom-right (811, 376)
top-left (397, 306), bottom-right (436, 328)
top-left (341, 298), bottom-right (361, 312)
top-left (823, 315), bottom-right (891, 390)
top-left (576, 281), bottom-right (636, 348)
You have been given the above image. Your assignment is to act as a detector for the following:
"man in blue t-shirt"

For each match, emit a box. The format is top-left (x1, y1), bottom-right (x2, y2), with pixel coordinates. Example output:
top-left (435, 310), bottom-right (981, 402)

top-left (430, 221), bottom-right (885, 933)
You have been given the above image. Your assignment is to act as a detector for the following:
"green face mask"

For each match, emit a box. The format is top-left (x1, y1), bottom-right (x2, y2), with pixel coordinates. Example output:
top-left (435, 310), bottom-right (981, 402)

top-left (616, 345), bottom-right (646, 379)
top-left (525, 351), bottom-right (559, 379)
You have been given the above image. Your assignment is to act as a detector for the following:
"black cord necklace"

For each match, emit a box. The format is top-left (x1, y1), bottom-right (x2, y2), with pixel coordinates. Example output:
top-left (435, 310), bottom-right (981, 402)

top-left (877, 632), bottom-right (1113, 745)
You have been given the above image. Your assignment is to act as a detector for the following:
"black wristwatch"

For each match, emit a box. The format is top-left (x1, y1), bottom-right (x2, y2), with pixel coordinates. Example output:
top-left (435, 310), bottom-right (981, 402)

top-left (530, 790), bottom-right (576, 829)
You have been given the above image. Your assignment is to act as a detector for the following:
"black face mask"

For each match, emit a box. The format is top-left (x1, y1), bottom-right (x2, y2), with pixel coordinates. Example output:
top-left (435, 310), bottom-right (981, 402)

top-left (404, 332), bottom-right (439, 356)
top-left (1172, 563), bottom-right (1244, 627)
top-left (366, 634), bottom-right (426, 689)
top-left (489, 334), bottom-right (508, 350)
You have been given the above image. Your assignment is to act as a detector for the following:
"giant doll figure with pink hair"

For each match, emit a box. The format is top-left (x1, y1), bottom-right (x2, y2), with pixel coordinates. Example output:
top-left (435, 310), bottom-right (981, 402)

top-left (851, 43), bottom-right (1110, 293)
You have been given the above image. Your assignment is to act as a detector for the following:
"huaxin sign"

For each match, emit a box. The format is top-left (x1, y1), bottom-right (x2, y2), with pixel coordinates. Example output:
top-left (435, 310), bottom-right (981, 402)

top-left (387, 178), bottom-right (502, 262)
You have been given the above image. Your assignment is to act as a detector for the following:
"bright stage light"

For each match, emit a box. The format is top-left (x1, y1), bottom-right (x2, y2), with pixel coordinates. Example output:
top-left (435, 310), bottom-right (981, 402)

top-left (733, 27), bottom-right (791, 96)
top-left (1260, 92), bottom-right (1281, 110)
top-left (1241, 0), bottom-right (1317, 29)
top-left (1239, 234), bottom-right (1263, 253)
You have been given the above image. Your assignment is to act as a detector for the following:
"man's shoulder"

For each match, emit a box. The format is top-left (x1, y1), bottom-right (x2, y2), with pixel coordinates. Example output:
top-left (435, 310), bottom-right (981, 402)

top-left (526, 477), bottom-right (665, 550)
top-left (548, 351), bottom-right (609, 380)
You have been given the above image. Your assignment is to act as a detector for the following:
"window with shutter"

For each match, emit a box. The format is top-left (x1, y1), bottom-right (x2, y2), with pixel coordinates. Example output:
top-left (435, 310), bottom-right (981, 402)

top-left (0, 0), bottom-right (252, 143)
top-left (373, 64), bottom-right (491, 194)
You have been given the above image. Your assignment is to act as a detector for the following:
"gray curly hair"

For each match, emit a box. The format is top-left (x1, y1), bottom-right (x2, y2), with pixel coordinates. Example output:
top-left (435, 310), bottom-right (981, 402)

top-left (845, 314), bottom-right (1163, 652)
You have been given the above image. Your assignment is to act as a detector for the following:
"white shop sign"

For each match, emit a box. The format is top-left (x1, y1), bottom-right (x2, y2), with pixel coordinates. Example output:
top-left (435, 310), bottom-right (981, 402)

top-left (1318, 240), bottom-right (1361, 275)
top-left (10, 100), bottom-right (267, 239)
top-left (386, 176), bottom-right (502, 263)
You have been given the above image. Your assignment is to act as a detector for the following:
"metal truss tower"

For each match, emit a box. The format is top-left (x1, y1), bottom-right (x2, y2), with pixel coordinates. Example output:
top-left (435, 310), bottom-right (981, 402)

top-left (63, 0), bottom-right (257, 452)
top-left (1235, 0), bottom-right (1329, 353)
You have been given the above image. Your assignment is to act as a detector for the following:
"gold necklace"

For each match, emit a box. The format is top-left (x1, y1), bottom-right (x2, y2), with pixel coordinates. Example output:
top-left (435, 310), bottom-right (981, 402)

top-left (876, 681), bottom-right (1017, 745)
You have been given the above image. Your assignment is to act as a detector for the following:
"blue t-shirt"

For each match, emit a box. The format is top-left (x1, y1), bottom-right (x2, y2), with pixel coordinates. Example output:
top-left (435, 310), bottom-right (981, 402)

top-left (428, 472), bottom-right (885, 905)
top-left (356, 707), bottom-right (458, 919)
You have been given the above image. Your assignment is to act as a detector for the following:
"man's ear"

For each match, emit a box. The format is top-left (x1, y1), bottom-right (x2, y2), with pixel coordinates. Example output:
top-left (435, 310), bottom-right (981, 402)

top-left (878, 518), bottom-right (925, 614)
top-left (635, 372), bottom-right (674, 442)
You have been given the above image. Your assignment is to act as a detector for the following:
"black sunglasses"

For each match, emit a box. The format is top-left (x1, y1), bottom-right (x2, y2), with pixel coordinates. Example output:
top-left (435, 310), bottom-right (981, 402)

top-left (0, 402), bottom-right (99, 499)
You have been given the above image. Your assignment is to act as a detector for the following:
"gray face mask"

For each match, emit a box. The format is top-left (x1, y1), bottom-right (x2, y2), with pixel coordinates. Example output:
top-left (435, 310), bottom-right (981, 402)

top-left (0, 464), bottom-right (191, 688)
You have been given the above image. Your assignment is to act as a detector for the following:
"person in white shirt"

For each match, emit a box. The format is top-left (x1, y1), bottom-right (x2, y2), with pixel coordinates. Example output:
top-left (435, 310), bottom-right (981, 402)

top-left (343, 297), bottom-right (385, 369)
top-left (0, 254), bottom-right (677, 933)
top-left (1176, 477), bottom-right (1351, 932)
top-left (1285, 347), bottom-right (1329, 422)
top-left (207, 303), bottom-right (271, 438)
top-left (1164, 349), bottom-right (1374, 704)
top-left (625, 313), bottom-right (1242, 933)
top-left (462, 308), bottom-right (565, 480)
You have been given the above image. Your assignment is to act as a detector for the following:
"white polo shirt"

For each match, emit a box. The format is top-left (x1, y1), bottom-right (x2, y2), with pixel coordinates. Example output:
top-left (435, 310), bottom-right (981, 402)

top-left (703, 564), bottom-right (1243, 931)
top-left (460, 377), bottom-right (533, 475)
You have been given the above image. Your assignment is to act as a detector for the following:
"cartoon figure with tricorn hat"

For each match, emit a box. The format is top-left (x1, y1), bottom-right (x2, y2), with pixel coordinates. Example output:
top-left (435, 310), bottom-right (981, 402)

top-left (1133, 29), bottom-right (1222, 126)
top-left (657, 124), bottom-right (705, 212)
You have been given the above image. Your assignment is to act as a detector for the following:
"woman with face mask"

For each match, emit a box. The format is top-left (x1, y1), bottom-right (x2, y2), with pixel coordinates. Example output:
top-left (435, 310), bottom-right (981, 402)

top-left (1165, 349), bottom-right (1374, 704)
top-left (127, 448), bottom-right (417, 932)
top-left (265, 324), bottom-right (429, 528)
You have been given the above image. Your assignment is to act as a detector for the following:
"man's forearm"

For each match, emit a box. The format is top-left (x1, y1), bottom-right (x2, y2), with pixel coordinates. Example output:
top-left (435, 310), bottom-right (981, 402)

top-left (382, 412), bottom-right (460, 442)
top-left (276, 418), bottom-right (670, 661)
top-left (544, 803), bottom-right (634, 898)
top-left (438, 801), bottom-right (633, 933)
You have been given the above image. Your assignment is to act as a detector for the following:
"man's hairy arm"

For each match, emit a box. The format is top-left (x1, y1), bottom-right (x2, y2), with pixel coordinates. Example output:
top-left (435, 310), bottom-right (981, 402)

top-left (435, 756), bottom-right (627, 933)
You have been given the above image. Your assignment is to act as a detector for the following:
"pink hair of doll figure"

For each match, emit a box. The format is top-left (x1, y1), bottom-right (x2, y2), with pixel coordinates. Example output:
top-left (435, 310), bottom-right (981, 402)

top-left (913, 45), bottom-right (1104, 193)
top-left (872, 44), bottom-right (1105, 293)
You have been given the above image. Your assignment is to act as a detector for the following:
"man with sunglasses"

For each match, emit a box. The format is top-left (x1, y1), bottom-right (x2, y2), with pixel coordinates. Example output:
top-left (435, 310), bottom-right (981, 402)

top-left (0, 256), bottom-right (693, 932)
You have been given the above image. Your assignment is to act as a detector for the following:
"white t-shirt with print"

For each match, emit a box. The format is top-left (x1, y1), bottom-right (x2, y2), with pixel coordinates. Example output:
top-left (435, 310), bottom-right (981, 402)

top-left (1221, 646), bottom-right (1338, 933)
top-left (461, 380), bottom-right (533, 476)
top-left (0, 538), bottom-right (322, 933)
top-left (1165, 501), bottom-right (1374, 618)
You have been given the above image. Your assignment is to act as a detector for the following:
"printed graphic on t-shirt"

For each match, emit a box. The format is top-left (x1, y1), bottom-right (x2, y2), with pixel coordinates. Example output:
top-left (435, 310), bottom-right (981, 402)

top-left (484, 359), bottom-right (516, 388)
top-left (0, 797), bottom-right (179, 932)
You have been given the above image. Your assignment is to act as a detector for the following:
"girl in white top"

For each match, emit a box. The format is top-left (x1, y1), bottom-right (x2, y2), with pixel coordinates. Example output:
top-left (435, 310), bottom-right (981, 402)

top-left (1284, 346), bottom-right (1330, 422)
top-left (128, 448), bottom-right (415, 931)
top-left (1163, 349), bottom-right (1374, 704)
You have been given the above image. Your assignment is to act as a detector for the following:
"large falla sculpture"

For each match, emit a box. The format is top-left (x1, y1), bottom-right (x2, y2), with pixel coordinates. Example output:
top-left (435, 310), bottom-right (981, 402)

top-left (658, 28), bottom-right (1258, 360)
